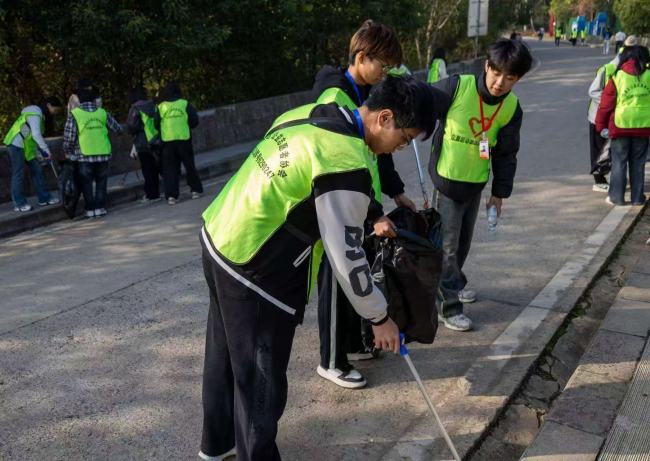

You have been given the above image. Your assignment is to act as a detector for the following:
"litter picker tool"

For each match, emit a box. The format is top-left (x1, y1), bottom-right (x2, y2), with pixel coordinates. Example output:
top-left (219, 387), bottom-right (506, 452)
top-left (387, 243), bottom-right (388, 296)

top-left (399, 333), bottom-right (461, 461)
top-left (48, 160), bottom-right (58, 180)
top-left (412, 141), bottom-right (430, 209)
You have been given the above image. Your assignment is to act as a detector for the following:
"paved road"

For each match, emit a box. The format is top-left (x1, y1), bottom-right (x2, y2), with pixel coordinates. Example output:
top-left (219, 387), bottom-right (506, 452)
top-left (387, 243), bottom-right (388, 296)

top-left (0, 39), bottom-right (624, 460)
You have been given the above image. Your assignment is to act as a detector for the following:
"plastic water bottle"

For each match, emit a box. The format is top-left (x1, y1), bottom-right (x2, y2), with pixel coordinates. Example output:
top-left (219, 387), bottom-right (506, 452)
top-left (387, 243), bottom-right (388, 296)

top-left (487, 205), bottom-right (498, 233)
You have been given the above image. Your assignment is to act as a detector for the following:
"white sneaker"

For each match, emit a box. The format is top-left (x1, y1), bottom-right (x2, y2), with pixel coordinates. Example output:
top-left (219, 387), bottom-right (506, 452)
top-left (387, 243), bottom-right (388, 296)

top-left (438, 313), bottom-right (473, 331)
top-left (458, 288), bottom-right (476, 303)
top-left (191, 191), bottom-right (202, 200)
top-left (94, 208), bottom-right (107, 217)
top-left (13, 204), bottom-right (33, 212)
top-left (592, 183), bottom-right (609, 193)
top-left (167, 197), bottom-right (177, 205)
top-left (198, 447), bottom-right (236, 460)
top-left (38, 197), bottom-right (60, 206)
top-left (347, 348), bottom-right (377, 361)
top-left (605, 196), bottom-right (619, 206)
top-left (316, 365), bottom-right (366, 389)
top-left (85, 210), bottom-right (95, 218)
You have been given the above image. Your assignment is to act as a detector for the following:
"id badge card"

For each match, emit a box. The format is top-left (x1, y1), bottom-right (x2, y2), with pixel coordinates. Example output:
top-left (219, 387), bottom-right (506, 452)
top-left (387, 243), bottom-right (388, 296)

top-left (479, 133), bottom-right (490, 160)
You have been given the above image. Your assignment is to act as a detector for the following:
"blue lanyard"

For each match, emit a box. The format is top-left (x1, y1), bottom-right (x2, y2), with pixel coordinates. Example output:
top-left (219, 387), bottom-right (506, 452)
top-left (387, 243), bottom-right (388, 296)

top-left (345, 70), bottom-right (364, 106)
top-left (352, 109), bottom-right (365, 140)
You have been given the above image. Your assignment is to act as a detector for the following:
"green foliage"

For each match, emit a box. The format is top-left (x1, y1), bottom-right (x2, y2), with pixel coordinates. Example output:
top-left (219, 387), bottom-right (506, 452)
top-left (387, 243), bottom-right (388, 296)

top-left (614, 0), bottom-right (650, 35)
top-left (0, 1), bottom-right (529, 135)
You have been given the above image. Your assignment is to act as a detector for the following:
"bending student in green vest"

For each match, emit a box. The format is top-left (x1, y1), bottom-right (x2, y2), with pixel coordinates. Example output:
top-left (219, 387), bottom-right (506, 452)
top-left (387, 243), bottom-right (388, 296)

top-left (427, 48), bottom-right (448, 84)
top-left (198, 76), bottom-right (435, 461)
top-left (63, 87), bottom-right (123, 218)
top-left (154, 81), bottom-right (202, 205)
top-left (4, 97), bottom-right (62, 211)
top-left (428, 38), bottom-right (532, 332)
top-left (312, 19), bottom-right (416, 389)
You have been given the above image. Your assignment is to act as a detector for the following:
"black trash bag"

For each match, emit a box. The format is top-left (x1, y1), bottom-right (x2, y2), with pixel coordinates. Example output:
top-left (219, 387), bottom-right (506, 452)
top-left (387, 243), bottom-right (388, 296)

top-left (58, 160), bottom-right (80, 219)
top-left (369, 206), bottom-right (443, 344)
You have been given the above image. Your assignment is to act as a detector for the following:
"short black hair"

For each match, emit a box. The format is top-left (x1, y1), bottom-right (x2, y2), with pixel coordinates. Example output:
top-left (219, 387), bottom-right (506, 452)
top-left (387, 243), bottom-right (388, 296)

top-left (433, 48), bottom-right (446, 60)
top-left (365, 75), bottom-right (436, 140)
top-left (77, 88), bottom-right (96, 103)
top-left (487, 39), bottom-right (533, 77)
top-left (43, 96), bottom-right (62, 107)
top-left (162, 81), bottom-right (182, 100)
top-left (129, 86), bottom-right (148, 105)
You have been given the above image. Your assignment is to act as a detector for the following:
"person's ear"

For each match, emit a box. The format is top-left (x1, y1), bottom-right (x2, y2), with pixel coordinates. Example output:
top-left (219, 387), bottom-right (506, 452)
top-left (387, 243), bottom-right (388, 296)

top-left (484, 60), bottom-right (490, 73)
top-left (356, 50), bottom-right (366, 65)
top-left (378, 109), bottom-right (394, 127)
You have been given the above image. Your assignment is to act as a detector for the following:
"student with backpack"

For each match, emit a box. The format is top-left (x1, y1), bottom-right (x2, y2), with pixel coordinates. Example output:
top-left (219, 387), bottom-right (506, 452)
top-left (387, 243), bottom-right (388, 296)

top-left (127, 87), bottom-right (161, 203)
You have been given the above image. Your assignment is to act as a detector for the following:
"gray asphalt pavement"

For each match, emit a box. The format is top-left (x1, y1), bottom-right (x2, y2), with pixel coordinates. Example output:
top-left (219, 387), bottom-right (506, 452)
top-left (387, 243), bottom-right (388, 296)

top-left (0, 39), bottom-right (631, 460)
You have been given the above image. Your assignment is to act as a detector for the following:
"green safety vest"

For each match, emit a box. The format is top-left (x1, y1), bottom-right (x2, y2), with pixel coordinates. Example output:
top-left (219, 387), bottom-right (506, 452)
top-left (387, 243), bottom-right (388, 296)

top-left (3, 111), bottom-right (43, 161)
top-left (571, 29), bottom-right (578, 39)
top-left (613, 70), bottom-right (650, 129)
top-left (140, 111), bottom-right (159, 143)
top-left (427, 59), bottom-right (443, 84)
top-left (589, 62), bottom-right (617, 112)
top-left (555, 28), bottom-right (562, 38)
top-left (71, 107), bottom-right (112, 156)
top-left (202, 103), bottom-right (374, 294)
top-left (316, 85), bottom-right (381, 201)
top-left (158, 99), bottom-right (190, 141)
top-left (436, 75), bottom-right (518, 184)
top-left (581, 30), bottom-right (587, 38)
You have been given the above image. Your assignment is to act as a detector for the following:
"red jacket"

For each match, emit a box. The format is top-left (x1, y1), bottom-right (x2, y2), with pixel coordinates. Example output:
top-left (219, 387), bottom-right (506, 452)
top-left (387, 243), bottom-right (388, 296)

top-left (595, 60), bottom-right (650, 138)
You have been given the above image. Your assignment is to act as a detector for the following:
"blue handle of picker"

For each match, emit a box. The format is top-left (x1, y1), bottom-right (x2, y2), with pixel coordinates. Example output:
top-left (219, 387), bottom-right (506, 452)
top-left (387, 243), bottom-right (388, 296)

top-left (399, 333), bottom-right (408, 356)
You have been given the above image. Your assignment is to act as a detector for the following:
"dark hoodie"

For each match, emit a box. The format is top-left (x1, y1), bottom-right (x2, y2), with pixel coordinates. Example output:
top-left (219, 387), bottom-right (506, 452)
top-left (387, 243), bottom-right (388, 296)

top-left (312, 65), bottom-right (406, 199)
top-left (428, 72), bottom-right (523, 202)
top-left (127, 99), bottom-right (157, 152)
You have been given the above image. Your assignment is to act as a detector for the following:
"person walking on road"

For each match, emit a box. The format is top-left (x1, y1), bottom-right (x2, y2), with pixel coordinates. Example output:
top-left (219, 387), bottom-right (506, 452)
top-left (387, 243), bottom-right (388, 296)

top-left (4, 97), bottom-right (62, 211)
top-left (427, 48), bottom-right (448, 83)
top-left (127, 86), bottom-right (162, 203)
top-left (197, 76), bottom-right (435, 461)
top-left (595, 42), bottom-right (650, 207)
top-left (587, 52), bottom-right (620, 192)
top-left (154, 81), bottom-right (202, 205)
top-left (570, 27), bottom-right (578, 46)
top-left (603, 29), bottom-right (611, 55)
top-left (427, 38), bottom-right (532, 332)
top-left (63, 87), bottom-right (123, 218)
top-left (312, 20), bottom-right (417, 389)
top-left (580, 28), bottom-right (587, 46)
top-left (554, 24), bottom-right (562, 46)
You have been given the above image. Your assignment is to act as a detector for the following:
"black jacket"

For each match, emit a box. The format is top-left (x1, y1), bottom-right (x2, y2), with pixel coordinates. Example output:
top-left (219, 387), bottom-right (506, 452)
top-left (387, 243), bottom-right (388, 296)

top-left (312, 66), bottom-right (406, 199)
top-left (428, 72), bottom-right (523, 202)
top-left (126, 99), bottom-right (157, 152)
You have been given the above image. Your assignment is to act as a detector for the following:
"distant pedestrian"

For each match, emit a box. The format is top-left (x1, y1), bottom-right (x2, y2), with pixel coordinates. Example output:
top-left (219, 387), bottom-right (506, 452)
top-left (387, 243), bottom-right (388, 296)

top-left (554, 24), bottom-right (562, 46)
top-left (538, 27), bottom-right (544, 41)
top-left (603, 29), bottom-right (611, 55)
top-left (595, 42), bottom-right (650, 206)
top-left (614, 31), bottom-right (626, 53)
top-left (127, 87), bottom-right (162, 203)
top-left (3, 97), bottom-right (63, 211)
top-left (570, 27), bottom-right (578, 46)
top-left (580, 28), bottom-right (587, 46)
top-left (63, 87), bottom-right (123, 218)
top-left (154, 81), bottom-right (202, 205)
top-left (427, 48), bottom-right (448, 83)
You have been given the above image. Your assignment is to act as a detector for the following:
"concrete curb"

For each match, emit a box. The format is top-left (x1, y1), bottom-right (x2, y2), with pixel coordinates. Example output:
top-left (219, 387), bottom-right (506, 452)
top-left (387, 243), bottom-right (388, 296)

top-left (0, 147), bottom-right (251, 240)
top-left (520, 207), bottom-right (650, 461)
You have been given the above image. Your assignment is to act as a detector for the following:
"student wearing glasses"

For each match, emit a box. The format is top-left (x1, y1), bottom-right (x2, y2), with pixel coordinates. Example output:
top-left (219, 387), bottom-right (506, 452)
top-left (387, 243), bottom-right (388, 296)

top-left (311, 19), bottom-right (416, 389)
